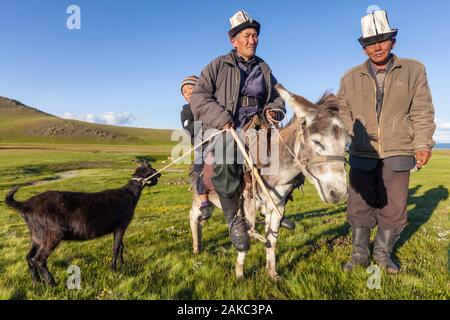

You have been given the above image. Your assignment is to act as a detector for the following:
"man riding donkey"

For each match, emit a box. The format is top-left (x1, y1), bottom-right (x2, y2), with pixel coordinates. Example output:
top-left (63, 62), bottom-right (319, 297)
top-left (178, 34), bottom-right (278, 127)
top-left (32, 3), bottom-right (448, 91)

top-left (180, 75), bottom-right (214, 222)
top-left (338, 9), bottom-right (436, 273)
top-left (190, 10), bottom-right (295, 252)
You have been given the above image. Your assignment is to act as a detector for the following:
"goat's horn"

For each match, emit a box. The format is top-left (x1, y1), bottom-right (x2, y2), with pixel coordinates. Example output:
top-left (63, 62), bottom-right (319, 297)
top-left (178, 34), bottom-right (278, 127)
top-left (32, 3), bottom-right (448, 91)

top-left (131, 159), bottom-right (143, 167)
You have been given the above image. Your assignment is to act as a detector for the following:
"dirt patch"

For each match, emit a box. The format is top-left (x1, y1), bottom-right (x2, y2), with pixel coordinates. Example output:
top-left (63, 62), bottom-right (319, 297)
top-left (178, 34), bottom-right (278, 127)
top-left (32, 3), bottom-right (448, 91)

top-left (24, 170), bottom-right (81, 187)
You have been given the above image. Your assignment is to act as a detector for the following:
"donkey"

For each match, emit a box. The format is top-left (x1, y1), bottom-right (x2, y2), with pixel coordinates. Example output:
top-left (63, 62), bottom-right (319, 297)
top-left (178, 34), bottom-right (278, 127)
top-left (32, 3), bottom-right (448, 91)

top-left (189, 84), bottom-right (349, 280)
top-left (5, 162), bottom-right (161, 286)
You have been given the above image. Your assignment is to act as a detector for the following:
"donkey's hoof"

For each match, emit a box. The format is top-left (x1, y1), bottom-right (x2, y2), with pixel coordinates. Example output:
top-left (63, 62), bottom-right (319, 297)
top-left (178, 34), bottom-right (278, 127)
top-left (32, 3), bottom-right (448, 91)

top-left (236, 273), bottom-right (244, 281)
top-left (267, 270), bottom-right (281, 282)
top-left (193, 247), bottom-right (202, 255)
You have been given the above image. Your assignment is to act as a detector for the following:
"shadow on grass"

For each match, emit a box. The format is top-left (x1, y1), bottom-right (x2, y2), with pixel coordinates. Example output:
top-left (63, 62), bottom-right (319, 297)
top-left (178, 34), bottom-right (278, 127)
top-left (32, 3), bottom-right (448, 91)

top-left (396, 184), bottom-right (448, 249)
top-left (288, 204), bottom-right (346, 222)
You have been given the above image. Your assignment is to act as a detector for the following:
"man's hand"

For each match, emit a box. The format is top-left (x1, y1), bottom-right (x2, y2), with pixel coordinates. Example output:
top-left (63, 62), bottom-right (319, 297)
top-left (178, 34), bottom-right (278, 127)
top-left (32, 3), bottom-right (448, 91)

top-left (264, 109), bottom-right (282, 124)
top-left (415, 150), bottom-right (432, 168)
top-left (223, 122), bottom-right (233, 130)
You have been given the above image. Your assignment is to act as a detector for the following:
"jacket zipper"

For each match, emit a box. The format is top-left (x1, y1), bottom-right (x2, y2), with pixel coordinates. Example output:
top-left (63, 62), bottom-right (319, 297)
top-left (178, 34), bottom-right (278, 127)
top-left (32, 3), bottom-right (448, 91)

top-left (370, 78), bottom-right (380, 155)
top-left (370, 69), bottom-right (393, 157)
top-left (234, 69), bottom-right (240, 114)
top-left (379, 70), bottom-right (394, 158)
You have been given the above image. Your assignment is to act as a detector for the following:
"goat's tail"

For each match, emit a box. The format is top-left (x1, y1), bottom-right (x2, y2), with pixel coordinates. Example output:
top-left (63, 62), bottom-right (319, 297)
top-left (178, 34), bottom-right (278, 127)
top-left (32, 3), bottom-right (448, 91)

top-left (5, 186), bottom-right (27, 212)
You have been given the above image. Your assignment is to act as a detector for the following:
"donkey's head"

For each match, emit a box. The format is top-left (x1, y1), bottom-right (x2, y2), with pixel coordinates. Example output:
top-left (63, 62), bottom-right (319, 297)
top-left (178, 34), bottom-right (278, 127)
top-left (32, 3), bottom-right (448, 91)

top-left (276, 84), bottom-right (349, 204)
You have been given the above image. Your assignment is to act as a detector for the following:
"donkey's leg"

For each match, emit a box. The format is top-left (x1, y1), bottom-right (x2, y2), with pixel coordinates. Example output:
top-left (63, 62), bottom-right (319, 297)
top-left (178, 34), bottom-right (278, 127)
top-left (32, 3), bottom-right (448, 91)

top-left (26, 241), bottom-right (41, 282)
top-left (236, 251), bottom-right (247, 280)
top-left (235, 195), bottom-right (254, 280)
top-left (265, 209), bottom-right (283, 281)
top-left (189, 202), bottom-right (203, 254)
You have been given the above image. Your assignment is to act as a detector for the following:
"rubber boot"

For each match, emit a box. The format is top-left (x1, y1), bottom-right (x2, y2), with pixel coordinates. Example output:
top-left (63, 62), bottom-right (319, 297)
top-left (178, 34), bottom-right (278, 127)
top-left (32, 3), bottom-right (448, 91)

top-left (199, 202), bottom-right (212, 222)
top-left (374, 228), bottom-right (401, 274)
top-left (342, 226), bottom-right (370, 271)
top-left (280, 217), bottom-right (295, 230)
top-left (219, 192), bottom-right (250, 252)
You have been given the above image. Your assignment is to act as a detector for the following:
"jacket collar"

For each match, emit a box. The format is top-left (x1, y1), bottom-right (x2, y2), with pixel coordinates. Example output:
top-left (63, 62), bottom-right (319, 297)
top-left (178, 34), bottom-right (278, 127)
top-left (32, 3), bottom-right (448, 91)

top-left (360, 54), bottom-right (402, 76)
top-left (224, 50), bottom-right (264, 67)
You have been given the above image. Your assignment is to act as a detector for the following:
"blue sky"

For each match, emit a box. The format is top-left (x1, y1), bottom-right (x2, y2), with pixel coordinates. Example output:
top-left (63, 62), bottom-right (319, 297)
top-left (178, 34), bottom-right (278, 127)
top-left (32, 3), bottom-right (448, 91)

top-left (1, 0), bottom-right (449, 141)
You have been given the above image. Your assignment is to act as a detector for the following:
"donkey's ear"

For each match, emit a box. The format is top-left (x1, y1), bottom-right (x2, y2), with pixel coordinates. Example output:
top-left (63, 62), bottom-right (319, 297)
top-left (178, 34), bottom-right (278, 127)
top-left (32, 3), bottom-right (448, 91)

top-left (275, 84), bottom-right (314, 119)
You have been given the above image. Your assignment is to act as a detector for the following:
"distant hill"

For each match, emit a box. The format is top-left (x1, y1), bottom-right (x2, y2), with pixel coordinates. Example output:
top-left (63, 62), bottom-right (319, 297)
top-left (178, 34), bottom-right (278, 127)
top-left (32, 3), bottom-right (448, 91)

top-left (0, 97), bottom-right (175, 145)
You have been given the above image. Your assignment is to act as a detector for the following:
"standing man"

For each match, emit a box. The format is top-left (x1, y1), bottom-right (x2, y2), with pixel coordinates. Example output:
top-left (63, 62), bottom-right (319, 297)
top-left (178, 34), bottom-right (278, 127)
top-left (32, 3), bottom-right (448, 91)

top-left (190, 10), bottom-right (292, 252)
top-left (338, 9), bottom-right (436, 273)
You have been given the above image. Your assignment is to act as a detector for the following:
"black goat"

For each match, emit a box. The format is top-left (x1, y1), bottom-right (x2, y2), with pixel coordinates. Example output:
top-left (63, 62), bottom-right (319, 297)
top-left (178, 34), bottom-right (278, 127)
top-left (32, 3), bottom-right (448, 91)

top-left (5, 163), bottom-right (161, 286)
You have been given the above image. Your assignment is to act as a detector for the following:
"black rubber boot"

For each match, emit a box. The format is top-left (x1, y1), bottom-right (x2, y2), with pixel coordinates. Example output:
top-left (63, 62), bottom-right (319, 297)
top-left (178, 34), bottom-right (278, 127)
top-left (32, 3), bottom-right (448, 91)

top-left (342, 226), bottom-right (370, 271)
top-left (374, 228), bottom-right (401, 274)
top-left (219, 192), bottom-right (250, 252)
top-left (280, 217), bottom-right (295, 230)
top-left (198, 202), bottom-right (212, 222)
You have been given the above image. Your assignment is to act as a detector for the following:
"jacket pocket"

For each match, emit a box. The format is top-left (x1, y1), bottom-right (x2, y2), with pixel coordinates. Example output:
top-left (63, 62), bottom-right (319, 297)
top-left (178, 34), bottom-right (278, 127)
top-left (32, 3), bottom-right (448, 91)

top-left (392, 112), bottom-right (414, 146)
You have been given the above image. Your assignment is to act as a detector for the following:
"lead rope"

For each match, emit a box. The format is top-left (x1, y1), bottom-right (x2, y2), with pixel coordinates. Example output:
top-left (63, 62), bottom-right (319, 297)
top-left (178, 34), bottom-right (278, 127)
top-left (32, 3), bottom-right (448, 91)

top-left (140, 129), bottom-right (226, 185)
top-left (229, 127), bottom-right (286, 244)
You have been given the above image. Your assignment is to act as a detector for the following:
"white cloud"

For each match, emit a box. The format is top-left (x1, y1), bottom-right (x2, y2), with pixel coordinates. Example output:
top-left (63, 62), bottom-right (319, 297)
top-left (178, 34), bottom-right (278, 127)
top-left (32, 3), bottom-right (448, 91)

top-left (62, 111), bottom-right (133, 126)
top-left (433, 120), bottom-right (450, 143)
top-left (437, 121), bottom-right (450, 130)
top-left (434, 130), bottom-right (450, 143)
top-left (100, 111), bottom-right (133, 125)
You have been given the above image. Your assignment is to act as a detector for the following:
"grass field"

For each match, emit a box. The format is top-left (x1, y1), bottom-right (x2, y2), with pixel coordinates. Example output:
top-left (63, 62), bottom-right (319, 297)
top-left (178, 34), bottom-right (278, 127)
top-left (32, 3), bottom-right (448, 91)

top-left (0, 144), bottom-right (448, 300)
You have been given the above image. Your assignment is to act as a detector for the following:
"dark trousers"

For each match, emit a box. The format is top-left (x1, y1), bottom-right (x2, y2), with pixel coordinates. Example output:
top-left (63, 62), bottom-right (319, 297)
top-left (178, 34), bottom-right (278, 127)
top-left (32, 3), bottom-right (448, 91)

top-left (348, 161), bottom-right (410, 231)
top-left (211, 132), bottom-right (243, 198)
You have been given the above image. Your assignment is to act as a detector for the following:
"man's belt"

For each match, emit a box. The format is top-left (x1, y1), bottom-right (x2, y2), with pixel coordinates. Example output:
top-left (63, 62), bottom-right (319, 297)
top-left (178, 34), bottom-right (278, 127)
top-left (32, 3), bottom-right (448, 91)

top-left (240, 96), bottom-right (262, 107)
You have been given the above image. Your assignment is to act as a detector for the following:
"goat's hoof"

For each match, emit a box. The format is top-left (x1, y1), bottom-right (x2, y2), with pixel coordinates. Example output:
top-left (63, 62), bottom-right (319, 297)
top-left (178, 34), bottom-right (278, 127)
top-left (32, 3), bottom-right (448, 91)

top-left (110, 264), bottom-right (117, 272)
top-left (45, 278), bottom-right (57, 287)
top-left (31, 274), bottom-right (41, 283)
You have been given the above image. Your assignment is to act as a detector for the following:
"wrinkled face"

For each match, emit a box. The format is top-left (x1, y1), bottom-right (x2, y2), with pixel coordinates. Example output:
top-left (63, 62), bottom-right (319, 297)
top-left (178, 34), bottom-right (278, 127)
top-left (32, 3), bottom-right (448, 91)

top-left (182, 84), bottom-right (194, 103)
top-left (230, 28), bottom-right (258, 60)
top-left (364, 38), bottom-right (395, 65)
top-left (301, 111), bottom-right (349, 204)
top-left (134, 164), bottom-right (161, 186)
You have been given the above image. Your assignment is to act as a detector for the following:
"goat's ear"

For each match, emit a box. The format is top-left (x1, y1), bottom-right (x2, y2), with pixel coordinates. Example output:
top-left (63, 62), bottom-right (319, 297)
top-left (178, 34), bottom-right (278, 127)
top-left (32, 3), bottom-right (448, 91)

top-left (275, 83), bottom-right (314, 119)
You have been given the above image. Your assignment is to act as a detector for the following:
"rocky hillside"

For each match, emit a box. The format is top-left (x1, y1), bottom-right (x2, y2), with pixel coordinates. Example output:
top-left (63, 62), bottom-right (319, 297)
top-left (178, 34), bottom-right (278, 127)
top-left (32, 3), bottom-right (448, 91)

top-left (0, 97), bottom-right (173, 145)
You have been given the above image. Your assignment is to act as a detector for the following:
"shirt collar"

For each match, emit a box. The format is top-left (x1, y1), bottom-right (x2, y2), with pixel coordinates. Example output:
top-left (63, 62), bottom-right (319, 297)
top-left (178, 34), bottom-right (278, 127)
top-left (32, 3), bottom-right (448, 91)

top-left (368, 54), bottom-right (394, 74)
top-left (232, 49), bottom-right (256, 65)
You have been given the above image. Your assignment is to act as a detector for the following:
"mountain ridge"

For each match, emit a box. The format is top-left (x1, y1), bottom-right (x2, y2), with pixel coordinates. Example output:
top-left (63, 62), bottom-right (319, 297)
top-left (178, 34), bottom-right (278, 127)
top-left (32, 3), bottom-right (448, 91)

top-left (0, 96), bottom-right (174, 145)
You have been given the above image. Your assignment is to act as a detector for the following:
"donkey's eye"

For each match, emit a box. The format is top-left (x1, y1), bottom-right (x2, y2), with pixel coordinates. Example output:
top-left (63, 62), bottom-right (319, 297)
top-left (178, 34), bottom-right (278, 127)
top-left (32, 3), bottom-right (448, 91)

top-left (313, 140), bottom-right (325, 149)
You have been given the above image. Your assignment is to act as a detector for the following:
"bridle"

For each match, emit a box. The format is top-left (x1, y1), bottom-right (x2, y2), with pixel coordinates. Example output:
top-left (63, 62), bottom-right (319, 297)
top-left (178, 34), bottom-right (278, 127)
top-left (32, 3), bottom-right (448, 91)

top-left (274, 118), bottom-right (347, 203)
top-left (131, 177), bottom-right (149, 187)
top-left (274, 119), bottom-right (347, 168)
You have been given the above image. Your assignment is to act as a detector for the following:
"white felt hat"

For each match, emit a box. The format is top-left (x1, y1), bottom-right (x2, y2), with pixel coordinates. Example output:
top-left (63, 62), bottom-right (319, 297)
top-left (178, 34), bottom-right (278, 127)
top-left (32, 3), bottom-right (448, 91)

top-left (228, 10), bottom-right (260, 38)
top-left (358, 10), bottom-right (398, 47)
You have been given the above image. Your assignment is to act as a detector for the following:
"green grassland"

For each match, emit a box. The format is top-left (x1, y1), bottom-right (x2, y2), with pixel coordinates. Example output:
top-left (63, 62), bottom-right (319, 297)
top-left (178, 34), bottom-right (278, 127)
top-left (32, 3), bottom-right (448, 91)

top-left (0, 145), bottom-right (449, 300)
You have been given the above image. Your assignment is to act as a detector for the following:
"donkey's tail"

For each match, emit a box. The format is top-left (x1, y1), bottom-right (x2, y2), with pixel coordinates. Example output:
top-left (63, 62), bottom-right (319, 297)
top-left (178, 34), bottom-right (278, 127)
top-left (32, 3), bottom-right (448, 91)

top-left (5, 186), bottom-right (27, 212)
